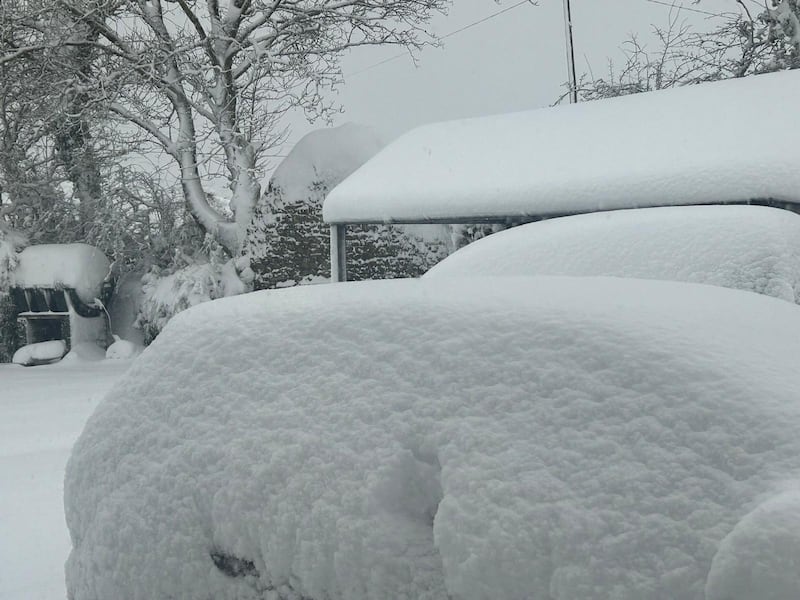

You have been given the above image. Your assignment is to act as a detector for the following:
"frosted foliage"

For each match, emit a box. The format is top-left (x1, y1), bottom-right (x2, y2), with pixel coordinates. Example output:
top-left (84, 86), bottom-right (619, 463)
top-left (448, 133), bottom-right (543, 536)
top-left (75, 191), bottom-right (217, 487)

top-left (136, 255), bottom-right (248, 343)
top-left (65, 278), bottom-right (800, 600)
top-left (772, 0), bottom-right (800, 50)
top-left (323, 71), bottom-right (800, 224)
top-left (426, 206), bottom-right (800, 303)
top-left (0, 228), bottom-right (25, 288)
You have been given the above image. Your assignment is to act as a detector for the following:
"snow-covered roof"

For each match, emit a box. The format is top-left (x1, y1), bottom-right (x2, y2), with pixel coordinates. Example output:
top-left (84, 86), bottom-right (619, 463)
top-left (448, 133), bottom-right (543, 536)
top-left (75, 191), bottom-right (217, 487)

top-left (426, 205), bottom-right (800, 303)
top-left (323, 70), bottom-right (800, 224)
top-left (13, 244), bottom-right (110, 304)
top-left (67, 277), bottom-right (800, 600)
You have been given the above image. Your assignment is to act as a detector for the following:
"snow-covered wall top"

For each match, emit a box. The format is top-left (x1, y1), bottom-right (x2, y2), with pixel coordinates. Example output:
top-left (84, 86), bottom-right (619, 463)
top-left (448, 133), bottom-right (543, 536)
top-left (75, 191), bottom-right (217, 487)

top-left (270, 123), bottom-right (385, 203)
top-left (323, 70), bottom-right (800, 224)
top-left (13, 244), bottom-right (110, 304)
top-left (425, 205), bottom-right (800, 304)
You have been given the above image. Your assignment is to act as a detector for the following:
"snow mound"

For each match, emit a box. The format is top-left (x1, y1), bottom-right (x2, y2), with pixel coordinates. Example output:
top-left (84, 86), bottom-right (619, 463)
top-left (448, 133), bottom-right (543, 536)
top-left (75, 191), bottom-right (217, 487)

top-left (425, 205), bottom-right (800, 303)
top-left (12, 243), bottom-right (110, 304)
top-left (105, 337), bottom-right (142, 360)
top-left (271, 123), bottom-right (385, 204)
top-left (706, 491), bottom-right (800, 600)
top-left (61, 342), bottom-right (108, 363)
top-left (323, 70), bottom-right (800, 224)
top-left (12, 340), bottom-right (67, 366)
top-left (65, 278), bottom-right (800, 600)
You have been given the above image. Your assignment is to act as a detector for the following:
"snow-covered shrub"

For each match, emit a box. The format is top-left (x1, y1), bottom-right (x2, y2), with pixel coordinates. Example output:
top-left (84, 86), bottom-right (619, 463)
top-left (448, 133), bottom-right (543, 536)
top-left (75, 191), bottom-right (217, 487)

top-left (245, 124), bottom-right (448, 289)
top-left (449, 222), bottom-right (513, 251)
top-left (0, 225), bottom-right (26, 288)
top-left (0, 227), bottom-right (27, 361)
top-left (135, 238), bottom-right (251, 343)
top-left (0, 292), bottom-right (24, 363)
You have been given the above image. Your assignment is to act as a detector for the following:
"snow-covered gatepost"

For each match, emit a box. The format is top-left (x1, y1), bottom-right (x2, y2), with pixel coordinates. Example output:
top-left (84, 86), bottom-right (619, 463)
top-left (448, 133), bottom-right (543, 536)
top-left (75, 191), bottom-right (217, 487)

top-left (8, 244), bottom-right (112, 364)
top-left (323, 70), bottom-right (800, 282)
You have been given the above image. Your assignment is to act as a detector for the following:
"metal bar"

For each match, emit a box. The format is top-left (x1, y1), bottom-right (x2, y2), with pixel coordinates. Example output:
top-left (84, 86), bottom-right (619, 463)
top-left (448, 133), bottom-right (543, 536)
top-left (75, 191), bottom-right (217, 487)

top-left (330, 224), bottom-right (348, 282)
top-left (322, 198), bottom-right (800, 227)
top-left (563, 0), bottom-right (578, 104)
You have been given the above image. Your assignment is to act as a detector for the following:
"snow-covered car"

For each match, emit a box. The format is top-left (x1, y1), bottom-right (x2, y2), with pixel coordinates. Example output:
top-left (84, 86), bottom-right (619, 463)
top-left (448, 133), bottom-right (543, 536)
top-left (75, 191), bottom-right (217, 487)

top-left (425, 205), bottom-right (800, 304)
top-left (65, 276), bottom-right (800, 600)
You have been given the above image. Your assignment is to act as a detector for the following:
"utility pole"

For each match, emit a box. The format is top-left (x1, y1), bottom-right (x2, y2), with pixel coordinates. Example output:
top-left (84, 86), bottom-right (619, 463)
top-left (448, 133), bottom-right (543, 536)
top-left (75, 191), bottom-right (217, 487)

top-left (563, 0), bottom-right (578, 103)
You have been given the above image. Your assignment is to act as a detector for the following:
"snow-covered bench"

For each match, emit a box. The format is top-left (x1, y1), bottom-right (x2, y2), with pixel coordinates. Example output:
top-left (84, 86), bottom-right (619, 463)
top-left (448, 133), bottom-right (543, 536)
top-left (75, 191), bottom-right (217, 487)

top-left (9, 244), bottom-right (111, 364)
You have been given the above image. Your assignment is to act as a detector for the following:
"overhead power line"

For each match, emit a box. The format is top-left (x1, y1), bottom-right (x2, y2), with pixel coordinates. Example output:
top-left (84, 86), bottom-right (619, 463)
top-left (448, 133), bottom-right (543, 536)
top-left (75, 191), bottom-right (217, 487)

top-left (346, 0), bottom-right (535, 78)
top-left (644, 0), bottom-right (735, 18)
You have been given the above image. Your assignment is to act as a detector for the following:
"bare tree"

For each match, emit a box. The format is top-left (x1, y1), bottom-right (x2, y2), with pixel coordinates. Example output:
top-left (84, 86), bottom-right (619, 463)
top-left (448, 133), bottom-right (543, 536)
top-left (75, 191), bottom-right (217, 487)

top-left (577, 0), bottom-right (799, 102)
top-left (19, 0), bottom-right (448, 257)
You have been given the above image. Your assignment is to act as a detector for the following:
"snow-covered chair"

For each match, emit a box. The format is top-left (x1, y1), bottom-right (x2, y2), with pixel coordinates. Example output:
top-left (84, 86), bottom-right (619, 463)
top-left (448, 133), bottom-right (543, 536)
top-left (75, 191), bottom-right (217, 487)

top-left (9, 244), bottom-right (111, 364)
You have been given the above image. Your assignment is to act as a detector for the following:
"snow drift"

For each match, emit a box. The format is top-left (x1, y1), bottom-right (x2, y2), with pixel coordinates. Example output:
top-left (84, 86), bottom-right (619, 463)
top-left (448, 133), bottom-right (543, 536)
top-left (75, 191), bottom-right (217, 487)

top-left (12, 339), bottom-right (67, 366)
top-left (65, 277), bottom-right (800, 600)
top-left (425, 205), bottom-right (800, 304)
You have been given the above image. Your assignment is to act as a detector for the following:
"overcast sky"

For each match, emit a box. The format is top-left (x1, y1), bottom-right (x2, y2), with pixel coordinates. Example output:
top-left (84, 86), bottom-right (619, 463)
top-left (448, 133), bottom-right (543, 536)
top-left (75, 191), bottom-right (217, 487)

top-left (280, 0), bottom-right (741, 152)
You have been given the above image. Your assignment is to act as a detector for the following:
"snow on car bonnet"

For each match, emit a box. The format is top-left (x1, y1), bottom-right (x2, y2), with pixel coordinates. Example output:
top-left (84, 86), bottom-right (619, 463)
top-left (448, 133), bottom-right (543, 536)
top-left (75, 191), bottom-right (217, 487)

top-left (65, 277), bottom-right (800, 600)
top-left (425, 205), bottom-right (800, 304)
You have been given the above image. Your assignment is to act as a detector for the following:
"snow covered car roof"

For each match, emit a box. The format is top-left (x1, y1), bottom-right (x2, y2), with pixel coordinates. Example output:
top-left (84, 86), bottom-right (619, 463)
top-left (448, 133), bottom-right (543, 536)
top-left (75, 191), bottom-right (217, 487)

top-left (12, 243), bottom-right (110, 304)
top-left (66, 277), bottom-right (800, 600)
top-left (425, 205), bottom-right (800, 304)
top-left (323, 70), bottom-right (800, 225)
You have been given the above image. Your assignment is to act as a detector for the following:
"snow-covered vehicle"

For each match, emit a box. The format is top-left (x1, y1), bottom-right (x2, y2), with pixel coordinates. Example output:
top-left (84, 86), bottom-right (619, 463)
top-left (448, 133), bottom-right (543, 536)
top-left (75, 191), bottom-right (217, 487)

top-left (425, 205), bottom-right (800, 304)
top-left (65, 276), bottom-right (800, 600)
top-left (65, 70), bottom-right (800, 600)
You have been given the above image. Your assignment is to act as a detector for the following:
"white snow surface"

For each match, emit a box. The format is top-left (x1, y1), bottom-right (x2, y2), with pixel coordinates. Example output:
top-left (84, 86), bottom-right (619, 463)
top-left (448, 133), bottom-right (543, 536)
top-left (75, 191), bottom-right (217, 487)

top-left (12, 243), bottom-right (110, 304)
top-left (323, 70), bottom-right (800, 224)
top-left (270, 123), bottom-right (385, 204)
top-left (105, 337), bottom-right (142, 360)
top-left (11, 340), bottom-right (67, 366)
top-left (0, 359), bottom-right (131, 600)
top-left (705, 490), bottom-right (800, 600)
top-left (425, 205), bottom-right (800, 303)
top-left (66, 277), bottom-right (800, 600)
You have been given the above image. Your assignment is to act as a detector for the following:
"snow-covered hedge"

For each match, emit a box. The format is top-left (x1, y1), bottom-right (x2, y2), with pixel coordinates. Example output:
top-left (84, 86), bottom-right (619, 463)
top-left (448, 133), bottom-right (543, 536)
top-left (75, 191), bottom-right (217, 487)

top-left (245, 124), bottom-right (448, 290)
top-left (426, 205), bottom-right (800, 304)
top-left (135, 242), bottom-right (251, 343)
top-left (66, 277), bottom-right (800, 599)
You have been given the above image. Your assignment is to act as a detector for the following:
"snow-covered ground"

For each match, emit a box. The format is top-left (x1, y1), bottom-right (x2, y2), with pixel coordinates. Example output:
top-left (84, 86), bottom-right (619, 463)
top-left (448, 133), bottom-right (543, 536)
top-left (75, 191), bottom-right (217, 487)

top-left (0, 359), bottom-right (131, 600)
